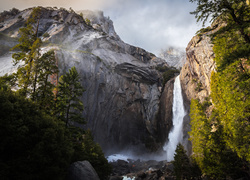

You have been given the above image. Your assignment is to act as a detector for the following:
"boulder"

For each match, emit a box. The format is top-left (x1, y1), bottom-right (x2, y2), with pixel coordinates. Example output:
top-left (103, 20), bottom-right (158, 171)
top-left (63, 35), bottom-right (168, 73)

top-left (68, 161), bottom-right (100, 180)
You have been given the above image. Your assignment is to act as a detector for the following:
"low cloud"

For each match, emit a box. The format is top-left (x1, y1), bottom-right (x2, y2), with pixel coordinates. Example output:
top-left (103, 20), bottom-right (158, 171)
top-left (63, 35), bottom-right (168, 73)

top-left (103, 0), bottom-right (205, 54)
top-left (0, 0), bottom-right (207, 55)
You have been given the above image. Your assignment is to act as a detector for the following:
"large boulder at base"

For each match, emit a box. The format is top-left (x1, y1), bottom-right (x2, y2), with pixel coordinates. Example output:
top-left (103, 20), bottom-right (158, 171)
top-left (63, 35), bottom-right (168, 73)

top-left (68, 161), bottom-right (100, 180)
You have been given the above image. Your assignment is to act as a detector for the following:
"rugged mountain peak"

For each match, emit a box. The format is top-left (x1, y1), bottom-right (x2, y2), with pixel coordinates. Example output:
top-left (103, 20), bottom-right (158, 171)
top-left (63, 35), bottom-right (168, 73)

top-left (159, 47), bottom-right (186, 69)
top-left (77, 10), bottom-right (120, 40)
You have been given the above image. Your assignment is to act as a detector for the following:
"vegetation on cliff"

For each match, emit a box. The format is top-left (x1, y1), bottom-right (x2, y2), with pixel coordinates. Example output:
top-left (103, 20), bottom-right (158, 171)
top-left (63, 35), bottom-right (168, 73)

top-left (0, 7), bottom-right (112, 179)
top-left (189, 0), bottom-right (250, 179)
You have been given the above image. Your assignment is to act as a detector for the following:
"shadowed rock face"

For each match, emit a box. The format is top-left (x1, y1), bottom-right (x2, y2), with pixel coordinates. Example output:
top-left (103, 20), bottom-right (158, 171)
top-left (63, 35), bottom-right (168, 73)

top-left (154, 78), bottom-right (175, 146)
top-left (0, 7), bottom-right (173, 153)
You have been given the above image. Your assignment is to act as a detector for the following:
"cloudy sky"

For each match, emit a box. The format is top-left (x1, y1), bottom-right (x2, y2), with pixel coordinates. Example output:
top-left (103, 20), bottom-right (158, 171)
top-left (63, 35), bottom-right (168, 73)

top-left (0, 0), bottom-right (208, 55)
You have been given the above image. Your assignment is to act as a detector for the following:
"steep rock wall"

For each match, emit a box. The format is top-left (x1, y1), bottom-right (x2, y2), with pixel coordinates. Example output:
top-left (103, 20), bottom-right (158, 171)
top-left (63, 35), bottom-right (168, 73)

top-left (154, 78), bottom-right (175, 146)
top-left (180, 29), bottom-right (216, 154)
top-left (0, 7), bottom-right (173, 154)
top-left (180, 34), bottom-right (215, 105)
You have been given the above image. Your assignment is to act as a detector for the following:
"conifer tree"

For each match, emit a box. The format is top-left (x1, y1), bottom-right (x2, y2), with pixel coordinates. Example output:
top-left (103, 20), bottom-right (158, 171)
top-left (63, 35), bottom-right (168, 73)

top-left (35, 50), bottom-right (59, 110)
top-left (11, 7), bottom-right (58, 111)
top-left (12, 7), bottom-right (42, 96)
top-left (173, 143), bottom-right (191, 180)
top-left (56, 66), bottom-right (85, 126)
top-left (190, 0), bottom-right (250, 43)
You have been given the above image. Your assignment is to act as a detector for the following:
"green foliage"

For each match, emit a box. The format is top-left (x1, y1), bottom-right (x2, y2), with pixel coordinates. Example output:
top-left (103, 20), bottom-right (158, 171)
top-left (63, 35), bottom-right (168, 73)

top-left (34, 50), bottom-right (59, 110)
top-left (190, 0), bottom-right (250, 43)
top-left (156, 66), bottom-right (180, 85)
top-left (191, 78), bottom-right (197, 83)
top-left (189, 1), bottom-right (250, 178)
top-left (211, 64), bottom-right (250, 161)
top-left (195, 82), bottom-right (202, 92)
top-left (0, 87), bottom-right (74, 179)
top-left (11, 8), bottom-right (59, 111)
top-left (189, 100), bottom-right (247, 179)
top-left (1, 7), bottom-right (112, 179)
top-left (189, 99), bottom-right (210, 167)
top-left (155, 65), bottom-right (169, 72)
top-left (173, 144), bottom-right (191, 180)
top-left (43, 32), bottom-right (50, 38)
top-left (85, 18), bottom-right (91, 26)
top-left (196, 26), bottom-right (212, 36)
top-left (11, 7), bottom-right (46, 97)
top-left (56, 66), bottom-right (85, 126)
top-left (213, 28), bottom-right (250, 71)
top-left (79, 130), bottom-right (112, 180)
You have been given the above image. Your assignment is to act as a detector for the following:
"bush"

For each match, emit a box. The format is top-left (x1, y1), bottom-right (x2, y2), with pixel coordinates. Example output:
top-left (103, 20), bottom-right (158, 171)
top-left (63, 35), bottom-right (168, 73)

top-left (43, 32), bottom-right (50, 38)
top-left (162, 68), bottom-right (180, 85)
top-left (196, 26), bottom-right (212, 36)
top-left (85, 18), bottom-right (91, 26)
top-left (78, 130), bottom-right (112, 180)
top-left (155, 65), bottom-right (170, 72)
top-left (195, 82), bottom-right (202, 92)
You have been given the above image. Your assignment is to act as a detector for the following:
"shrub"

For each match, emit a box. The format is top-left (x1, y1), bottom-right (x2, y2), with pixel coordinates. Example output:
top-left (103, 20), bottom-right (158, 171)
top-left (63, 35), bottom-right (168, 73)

top-left (195, 82), bottom-right (202, 92)
top-left (162, 68), bottom-right (180, 85)
top-left (85, 18), bottom-right (91, 26)
top-left (43, 32), bottom-right (50, 38)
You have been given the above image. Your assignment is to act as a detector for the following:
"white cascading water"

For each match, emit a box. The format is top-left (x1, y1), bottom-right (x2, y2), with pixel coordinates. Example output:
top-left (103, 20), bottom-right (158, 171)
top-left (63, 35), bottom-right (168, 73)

top-left (163, 75), bottom-right (185, 161)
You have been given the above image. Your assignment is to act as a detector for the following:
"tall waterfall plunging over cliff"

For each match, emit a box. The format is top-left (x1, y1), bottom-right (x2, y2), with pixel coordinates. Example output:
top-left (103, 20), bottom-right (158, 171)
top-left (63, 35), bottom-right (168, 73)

top-left (164, 75), bottom-right (185, 161)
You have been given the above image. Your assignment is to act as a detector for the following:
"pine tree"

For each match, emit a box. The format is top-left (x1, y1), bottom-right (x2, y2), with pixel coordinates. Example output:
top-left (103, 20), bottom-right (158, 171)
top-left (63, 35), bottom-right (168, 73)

top-left (35, 50), bottom-right (58, 110)
top-left (11, 7), bottom-right (59, 111)
top-left (11, 7), bottom-right (42, 97)
top-left (80, 130), bottom-right (112, 180)
top-left (190, 0), bottom-right (250, 43)
top-left (189, 99), bottom-right (211, 167)
top-left (56, 66), bottom-right (85, 126)
top-left (173, 143), bottom-right (191, 180)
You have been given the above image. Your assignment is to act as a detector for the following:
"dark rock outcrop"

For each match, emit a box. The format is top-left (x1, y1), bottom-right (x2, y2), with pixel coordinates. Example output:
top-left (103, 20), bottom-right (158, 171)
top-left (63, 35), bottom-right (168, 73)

top-left (68, 161), bottom-right (100, 180)
top-left (154, 78), bottom-right (175, 145)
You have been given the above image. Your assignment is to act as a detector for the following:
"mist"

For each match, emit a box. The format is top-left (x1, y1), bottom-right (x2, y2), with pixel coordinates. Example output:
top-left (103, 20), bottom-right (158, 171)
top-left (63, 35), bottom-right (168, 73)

top-left (0, 0), bottom-right (207, 55)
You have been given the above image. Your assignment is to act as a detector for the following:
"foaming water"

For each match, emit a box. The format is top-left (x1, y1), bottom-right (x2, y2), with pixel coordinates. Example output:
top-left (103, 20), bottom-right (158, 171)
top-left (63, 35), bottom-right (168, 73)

top-left (163, 75), bottom-right (185, 161)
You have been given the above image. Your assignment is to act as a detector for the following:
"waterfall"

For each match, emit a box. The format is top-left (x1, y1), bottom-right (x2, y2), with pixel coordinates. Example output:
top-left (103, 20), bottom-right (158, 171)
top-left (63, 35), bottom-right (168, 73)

top-left (163, 75), bottom-right (185, 161)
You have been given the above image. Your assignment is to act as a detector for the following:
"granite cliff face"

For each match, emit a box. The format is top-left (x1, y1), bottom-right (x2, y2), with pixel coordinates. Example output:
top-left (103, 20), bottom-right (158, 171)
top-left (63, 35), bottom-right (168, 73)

top-left (179, 26), bottom-right (217, 154)
top-left (180, 33), bottom-right (216, 105)
top-left (0, 7), bottom-right (173, 153)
